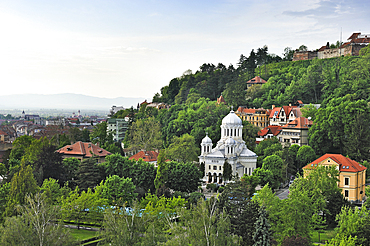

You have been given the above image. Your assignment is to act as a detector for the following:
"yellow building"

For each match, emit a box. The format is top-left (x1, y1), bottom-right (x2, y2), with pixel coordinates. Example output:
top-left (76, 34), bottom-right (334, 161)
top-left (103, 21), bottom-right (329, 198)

top-left (236, 107), bottom-right (270, 129)
top-left (303, 154), bottom-right (367, 203)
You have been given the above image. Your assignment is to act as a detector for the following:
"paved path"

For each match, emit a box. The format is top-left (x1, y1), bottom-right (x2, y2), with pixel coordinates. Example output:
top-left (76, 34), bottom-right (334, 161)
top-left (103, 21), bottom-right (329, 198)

top-left (276, 188), bottom-right (289, 200)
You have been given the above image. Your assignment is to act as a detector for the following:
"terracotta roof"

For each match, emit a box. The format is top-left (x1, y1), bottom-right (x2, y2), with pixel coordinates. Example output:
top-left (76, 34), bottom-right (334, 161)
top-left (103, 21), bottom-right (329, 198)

top-left (303, 154), bottom-right (366, 173)
top-left (297, 100), bottom-right (303, 104)
top-left (318, 45), bottom-right (327, 52)
top-left (246, 76), bottom-right (267, 84)
top-left (217, 95), bottom-right (226, 104)
top-left (269, 107), bottom-right (281, 118)
top-left (348, 32), bottom-right (361, 40)
top-left (129, 151), bottom-right (159, 162)
top-left (243, 108), bottom-right (257, 114)
top-left (57, 141), bottom-right (111, 158)
top-left (258, 125), bottom-right (282, 137)
top-left (0, 130), bottom-right (8, 136)
top-left (281, 117), bottom-right (312, 129)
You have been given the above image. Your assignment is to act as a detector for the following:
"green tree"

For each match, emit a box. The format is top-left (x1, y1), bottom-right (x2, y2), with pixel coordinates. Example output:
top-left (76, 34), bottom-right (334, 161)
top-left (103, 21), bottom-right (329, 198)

top-left (5, 164), bottom-right (39, 217)
top-left (154, 150), bottom-right (169, 193)
top-left (0, 193), bottom-right (75, 246)
top-left (166, 161), bottom-right (202, 193)
top-left (129, 117), bottom-right (162, 151)
top-left (223, 160), bottom-right (232, 182)
top-left (253, 207), bottom-right (271, 246)
top-left (165, 199), bottom-right (241, 246)
top-left (96, 175), bottom-right (137, 206)
top-left (166, 133), bottom-right (199, 163)
top-left (9, 135), bottom-right (34, 161)
top-left (75, 158), bottom-right (103, 191)
top-left (296, 145), bottom-right (316, 171)
top-left (300, 103), bottom-right (318, 120)
top-left (242, 121), bottom-right (260, 151)
top-left (90, 121), bottom-right (113, 148)
top-left (218, 177), bottom-right (259, 245)
top-left (62, 157), bottom-right (80, 183)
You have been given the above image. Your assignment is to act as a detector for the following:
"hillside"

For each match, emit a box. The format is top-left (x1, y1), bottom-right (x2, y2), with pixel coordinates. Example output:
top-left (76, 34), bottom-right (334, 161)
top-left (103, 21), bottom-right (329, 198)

top-left (153, 45), bottom-right (370, 109)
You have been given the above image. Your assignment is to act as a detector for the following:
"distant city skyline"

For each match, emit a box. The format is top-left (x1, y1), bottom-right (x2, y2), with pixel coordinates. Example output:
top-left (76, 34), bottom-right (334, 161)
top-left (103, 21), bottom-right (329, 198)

top-left (0, 0), bottom-right (369, 99)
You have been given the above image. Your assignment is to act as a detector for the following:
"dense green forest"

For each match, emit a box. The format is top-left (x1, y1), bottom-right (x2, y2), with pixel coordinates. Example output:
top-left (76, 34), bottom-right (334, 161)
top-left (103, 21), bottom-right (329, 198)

top-left (153, 45), bottom-right (370, 110)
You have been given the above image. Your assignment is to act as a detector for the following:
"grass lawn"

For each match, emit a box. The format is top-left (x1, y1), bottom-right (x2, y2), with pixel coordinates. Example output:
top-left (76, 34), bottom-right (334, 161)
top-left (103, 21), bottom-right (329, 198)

top-left (312, 228), bottom-right (336, 244)
top-left (68, 228), bottom-right (99, 241)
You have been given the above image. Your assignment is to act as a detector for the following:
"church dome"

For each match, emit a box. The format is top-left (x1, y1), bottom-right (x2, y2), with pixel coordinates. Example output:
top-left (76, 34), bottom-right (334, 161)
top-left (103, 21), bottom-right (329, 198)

top-left (225, 137), bottom-right (236, 145)
top-left (222, 110), bottom-right (242, 126)
top-left (201, 135), bottom-right (212, 144)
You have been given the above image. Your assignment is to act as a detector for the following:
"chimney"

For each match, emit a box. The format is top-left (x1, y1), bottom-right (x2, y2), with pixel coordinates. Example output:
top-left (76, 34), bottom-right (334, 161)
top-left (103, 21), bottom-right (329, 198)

top-left (272, 105), bottom-right (275, 109)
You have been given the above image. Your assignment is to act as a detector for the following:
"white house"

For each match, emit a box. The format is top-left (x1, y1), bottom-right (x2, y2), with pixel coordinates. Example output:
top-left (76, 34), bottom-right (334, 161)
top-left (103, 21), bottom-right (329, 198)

top-left (199, 109), bottom-right (257, 184)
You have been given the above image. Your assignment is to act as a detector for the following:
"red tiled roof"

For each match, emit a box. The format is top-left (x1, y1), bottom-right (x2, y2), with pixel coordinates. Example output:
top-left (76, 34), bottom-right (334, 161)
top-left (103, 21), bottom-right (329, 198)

top-left (0, 130), bottom-right (8, 136)
top-left (243, 108), bottom-right (257, 114)
top-left (258, 125), bottom-right (282, 137)
top-left (281, 117), bottom-right (312, 129)
top-left (217, 95), bottom-right (226, 104)
top-left (246, 76), bottom-right (267, 84)
top-left (57, 141), bottom-right (111, 158)
top-left (318, 46), bottom-right (327, 52)
top-left (269, 107), bottom-right (281, 118)
top-left (348, 32), bottom-right (361, 40)
top-left (304, 154), bottom-right (366, 173)
top-left (129, 151), bottom-right (159, 162)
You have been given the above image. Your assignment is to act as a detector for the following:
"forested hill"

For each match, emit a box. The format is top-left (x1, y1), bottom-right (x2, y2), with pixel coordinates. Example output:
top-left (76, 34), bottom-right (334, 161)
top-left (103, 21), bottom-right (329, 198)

top-left (153, 45), bottom-right (370, 109)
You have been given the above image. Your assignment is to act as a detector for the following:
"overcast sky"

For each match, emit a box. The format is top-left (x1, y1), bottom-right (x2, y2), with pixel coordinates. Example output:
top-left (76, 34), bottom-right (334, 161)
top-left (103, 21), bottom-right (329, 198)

top-left (0, 0), bottom-right (369, 99)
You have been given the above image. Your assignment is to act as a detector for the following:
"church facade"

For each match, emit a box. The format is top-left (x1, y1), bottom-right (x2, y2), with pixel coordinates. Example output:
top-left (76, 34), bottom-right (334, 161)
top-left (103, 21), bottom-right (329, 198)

top-left (199, 110), bottom-right (257, 184)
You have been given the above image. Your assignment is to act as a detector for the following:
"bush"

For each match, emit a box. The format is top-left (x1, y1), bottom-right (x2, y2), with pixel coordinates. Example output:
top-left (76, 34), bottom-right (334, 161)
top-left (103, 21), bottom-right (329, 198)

top-left (206, 183), bottom-right (217, 192)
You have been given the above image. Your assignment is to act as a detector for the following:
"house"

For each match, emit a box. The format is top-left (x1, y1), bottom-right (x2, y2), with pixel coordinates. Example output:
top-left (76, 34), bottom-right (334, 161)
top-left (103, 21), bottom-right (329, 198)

top-left (303, 154), bottom-right (367, 203)
top-left (146, 102), bottom-right (171, 110)
top-left (199, 109), bottom-right (257, 184)
top-left (256, 125), bottom-right (282, 144)
top-left (236, 107), bottom-right (270, 129)
top-left (278, 117), bottom-right (313, 146)
top-left (57, 141), bottom-right (112, 163)
top-left (0, 130), bottom-right (10, 143)
top-left (129, 150), bottom-right (159, 166)
top-left (246, 76), bottom-right (267, 88)
top-left (269, 105), bottom-right (302, 126)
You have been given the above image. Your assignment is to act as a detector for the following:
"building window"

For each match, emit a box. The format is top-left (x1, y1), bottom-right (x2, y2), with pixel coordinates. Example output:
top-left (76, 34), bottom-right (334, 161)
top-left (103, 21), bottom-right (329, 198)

top-left (213, 166), bottom-right (217, 170)
top-left (209, 165), bottom-right (211, 170)
top-left (344, 190), bottom-right (349, 197)
top-left (345, 177), bottom-right (349, 186)
top-left (219, 166), bottom-right (222, 170)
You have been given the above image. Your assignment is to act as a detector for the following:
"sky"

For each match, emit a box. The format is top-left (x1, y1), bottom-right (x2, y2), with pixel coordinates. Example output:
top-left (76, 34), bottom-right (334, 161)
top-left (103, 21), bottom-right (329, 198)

top-left (0, 0), bottom-right (369, 100)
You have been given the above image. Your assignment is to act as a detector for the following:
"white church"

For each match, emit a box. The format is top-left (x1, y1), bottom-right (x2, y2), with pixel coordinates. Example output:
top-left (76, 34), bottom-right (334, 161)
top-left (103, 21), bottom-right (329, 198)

top-left (199, 109), bottom-right (257, 184)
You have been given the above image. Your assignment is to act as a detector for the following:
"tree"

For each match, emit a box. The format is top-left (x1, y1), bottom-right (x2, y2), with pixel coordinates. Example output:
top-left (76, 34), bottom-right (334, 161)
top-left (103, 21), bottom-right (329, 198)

top-left (166, 199), bottom-right (241, 246)
top-left (283, 47), bottom-right (294, 61)
top-left (242, 121), bottom-right (260, 151)
top-left (129, 117), bottom-right (162, 151)
top-left (260, 155), bottom-right (284, 189)
top-left (9, 135), bottom-right (35, 161)
top-left (253, 207), bottom-right (271, 246)
top-left (5, 164), bottom-right (39, 217)
top-left (90, 121), bottom-right (113, 148)
top-left (96, 175), bottom-right (137, 206)
top-left (155, 150), bottom-right (170, 194)
top-left (61, 187), bottom-right (108, 229)
top-left (309, 95), bottom-right (370, 161)
top-left (75, 158), bottom-right (103, 191)
top-left (300, 103), bottom-right (318, 120)
top-left (218, 177), bottom-right (259, 245)
top-left (298, 45), bottom-right (307, 51)
top-left (62, 157), bottom-right (80, 184)
top-left (166, 161), bottom-right (202, 193)
top-left (223, 160), bottom-right (232, 182)
top-left (33, 145), bottom-right (66, 186)
top-left (296, 145), bottom-right (316, 171)
top-left (166, 133), bottom-right (198, 163)
top-left (0, 193), bottom-right (75, 246)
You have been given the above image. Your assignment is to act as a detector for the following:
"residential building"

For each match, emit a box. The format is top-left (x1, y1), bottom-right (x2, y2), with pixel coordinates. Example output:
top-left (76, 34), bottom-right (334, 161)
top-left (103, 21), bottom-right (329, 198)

top-left (303, 154), bottom-right (367, 203)
top-left (236, 107), bottom-right (270, 129)
top-left (146, 102), bottom-right (170, 110)
top-left (278, 117), bottom-right (313, 146)
top-left (107, 118), bottom-right (129, 142)
top-left (256, 125), bottom-right (282, 143)
top-left (269, 105), bottom-right (302, 126)
top-left (0, 130), bottom-right (9, 143)
top-left (199, 109), bottom-right (257, 184)
top-left (129, 150), bottom-right (159, 166)
top-left (246, 76), bottom-right (267, 88)
top-left (57, 141), bottom-right (111, 163)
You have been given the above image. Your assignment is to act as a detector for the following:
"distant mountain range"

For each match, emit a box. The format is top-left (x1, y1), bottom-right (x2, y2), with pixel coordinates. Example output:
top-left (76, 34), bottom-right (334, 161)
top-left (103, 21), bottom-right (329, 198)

top-left (0, 93), bottom-right (148, 111)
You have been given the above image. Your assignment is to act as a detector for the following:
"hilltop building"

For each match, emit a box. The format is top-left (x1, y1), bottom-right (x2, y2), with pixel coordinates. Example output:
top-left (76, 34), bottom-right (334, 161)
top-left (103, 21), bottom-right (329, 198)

top-left (246, 76), bottom-right (267, 88)
top-left (107, 118), bottom-right (129, 143)
top-left (236, 107), bottom-right (270, 129)
top-left (293, 32), bottom-right (370, 61)
top-left (57, 141), bottom-right (111, 163)
top-left (199, 110), bottom-right (257, 184)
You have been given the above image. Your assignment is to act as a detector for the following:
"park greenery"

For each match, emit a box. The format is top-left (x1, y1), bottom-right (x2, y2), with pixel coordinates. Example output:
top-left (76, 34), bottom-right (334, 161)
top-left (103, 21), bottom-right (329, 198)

top-left (0, 45), bottom-right (370, 245)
